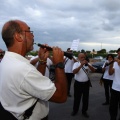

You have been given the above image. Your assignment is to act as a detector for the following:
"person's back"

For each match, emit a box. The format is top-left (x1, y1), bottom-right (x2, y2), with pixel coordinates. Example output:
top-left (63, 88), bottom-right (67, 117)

top-left (64, 58), bottom-right (75, 73)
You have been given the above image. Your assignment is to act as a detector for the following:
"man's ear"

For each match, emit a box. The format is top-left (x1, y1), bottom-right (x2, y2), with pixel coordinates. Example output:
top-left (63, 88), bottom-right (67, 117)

top-left (14, 33), bottom-right (23, 42)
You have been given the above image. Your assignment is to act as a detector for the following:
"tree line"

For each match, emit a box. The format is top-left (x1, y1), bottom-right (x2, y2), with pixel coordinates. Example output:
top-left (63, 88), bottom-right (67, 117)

top-left (27, 48), bottom-right (117, 58)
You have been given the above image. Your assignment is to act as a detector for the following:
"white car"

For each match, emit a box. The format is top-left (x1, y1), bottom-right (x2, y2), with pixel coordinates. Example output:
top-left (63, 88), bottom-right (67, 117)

top-left (93, 56), bottom-right (103, 60)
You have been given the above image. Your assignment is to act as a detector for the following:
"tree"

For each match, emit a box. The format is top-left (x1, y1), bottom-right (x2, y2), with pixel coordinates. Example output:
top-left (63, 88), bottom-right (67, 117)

top-left (97, 49), bottom-right (106, 54)
top-left (86, 50), bottom-right (91, 54)
top-left (81, 49), bottom-right (85, 53)
top-left (27, 50), bottom-right (38, 56)
top-left (109, 50), bottom-right (116, 53)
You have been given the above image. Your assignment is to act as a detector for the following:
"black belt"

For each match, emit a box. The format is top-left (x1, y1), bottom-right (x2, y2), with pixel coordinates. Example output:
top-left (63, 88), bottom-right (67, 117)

top-left (0, 100), bottom-right (38, 120)
top-left (23, 100), bottom-right (38, 119)
top-left (75, 80), bottom-right (89, 83)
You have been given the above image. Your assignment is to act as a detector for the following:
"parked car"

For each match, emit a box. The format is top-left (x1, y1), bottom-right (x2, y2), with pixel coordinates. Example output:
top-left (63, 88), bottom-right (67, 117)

top-left (92, 58), bottom-right (106, 73)
top-left (93, 56), bottom-right (103, 60)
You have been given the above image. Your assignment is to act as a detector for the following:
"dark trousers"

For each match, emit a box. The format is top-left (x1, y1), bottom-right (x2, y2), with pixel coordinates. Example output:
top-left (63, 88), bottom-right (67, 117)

top-left (65, 73), bottom-right (74, 94)
top-left (0, 102), bottom-right (17, 120)
top-left (103, 79), bottom-right (113, 103)
top-left (0, 102), bottom-right (48, 120)
top-left (109, 89), bottom-right (120, 120)
top-left (73, 80), bottom-right (89, 113)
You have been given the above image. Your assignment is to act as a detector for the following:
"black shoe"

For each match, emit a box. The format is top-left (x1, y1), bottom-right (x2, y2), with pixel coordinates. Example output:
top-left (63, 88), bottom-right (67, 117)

top-left (71, 111), bottom-right (77, 116)
top-left (82, 112), bottom-right (89, 118)
top-left (102, 102), bottom-right (109, 105)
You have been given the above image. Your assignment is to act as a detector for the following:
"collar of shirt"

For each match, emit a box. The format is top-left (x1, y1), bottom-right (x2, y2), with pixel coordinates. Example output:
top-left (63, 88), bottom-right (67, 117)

top-left (5, 51), bottom-right (30, 64)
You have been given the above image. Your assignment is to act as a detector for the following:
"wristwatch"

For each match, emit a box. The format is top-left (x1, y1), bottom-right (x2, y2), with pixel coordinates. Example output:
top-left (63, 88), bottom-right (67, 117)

top-left (55, 62), bottom-right (65, 69)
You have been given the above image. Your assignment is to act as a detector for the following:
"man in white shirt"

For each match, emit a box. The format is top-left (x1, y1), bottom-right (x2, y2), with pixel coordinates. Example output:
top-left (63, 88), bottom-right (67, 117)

top-left (0, 20), bottom-right (67, 120)
top-left (109, 48), bottom-right (120, 120)
top-left (71, 53), bottom-right (95, 118)
top-left (64, 48), bottom-right (77, 97)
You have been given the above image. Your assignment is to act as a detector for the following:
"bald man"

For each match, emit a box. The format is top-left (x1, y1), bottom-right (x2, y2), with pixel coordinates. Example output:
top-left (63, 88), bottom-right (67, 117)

top-left (0, 20), bottom-right (67, 120)
top-left (71, 53), bottom-right (95, 118)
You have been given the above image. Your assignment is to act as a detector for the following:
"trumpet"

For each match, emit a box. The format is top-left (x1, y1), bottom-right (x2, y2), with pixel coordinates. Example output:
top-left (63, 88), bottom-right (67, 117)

top-left (34, 43), bottom-right (73, 59)
top-left (105, 60), bottom-right (114, 67)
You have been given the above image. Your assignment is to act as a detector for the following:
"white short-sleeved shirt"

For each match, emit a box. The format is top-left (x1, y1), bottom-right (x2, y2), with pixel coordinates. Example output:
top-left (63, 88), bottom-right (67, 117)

top-left (0, 51), bottom-right (56, 120)
top-left (64, 57), bottom-right (76, 73)
top-left (112, 62), bottom-right (120, 91)
top-left (102, 61), bottom-right (114, 80)
top-left (30, 56), bottom-right (53, 78)
top-left (72, 62), bottom-right (89, 82)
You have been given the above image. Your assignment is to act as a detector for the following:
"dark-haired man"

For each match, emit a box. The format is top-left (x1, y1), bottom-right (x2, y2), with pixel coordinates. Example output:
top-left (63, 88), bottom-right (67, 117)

top-left (64, 48), bottom-right (77, 97)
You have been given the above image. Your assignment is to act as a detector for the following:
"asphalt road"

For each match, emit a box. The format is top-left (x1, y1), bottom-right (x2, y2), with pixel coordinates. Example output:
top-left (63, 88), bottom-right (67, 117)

top-left (48, 73), bottom-right (120, 120)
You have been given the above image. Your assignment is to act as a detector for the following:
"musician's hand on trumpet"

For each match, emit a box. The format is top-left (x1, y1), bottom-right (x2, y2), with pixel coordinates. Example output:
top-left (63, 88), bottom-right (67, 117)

top-left (34, 43), bottom-right (73, 60)
top-left (37, 43), bottom-right (64, 65)
top-left (38, 44), bottom-right (50, 62)
top-left (52, 47), bottom-right (64, 64)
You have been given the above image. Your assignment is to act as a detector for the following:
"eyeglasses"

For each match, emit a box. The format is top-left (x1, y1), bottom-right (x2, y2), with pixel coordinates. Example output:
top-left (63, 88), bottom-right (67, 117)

top-left (22, 30), bottom-right (33, 39)
top-left (24, 30), bottom-right (33, 34)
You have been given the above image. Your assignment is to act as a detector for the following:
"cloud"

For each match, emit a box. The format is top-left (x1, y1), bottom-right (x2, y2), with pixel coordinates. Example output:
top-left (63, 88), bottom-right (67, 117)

top-left (0, 0), bottom-right (120, 52)
top-left (24, 7), bottom-right (42, 18)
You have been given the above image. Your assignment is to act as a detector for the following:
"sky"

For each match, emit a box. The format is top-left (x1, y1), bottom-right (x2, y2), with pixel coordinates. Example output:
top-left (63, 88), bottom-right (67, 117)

top-left (0, 0), bottom-right (120, 52)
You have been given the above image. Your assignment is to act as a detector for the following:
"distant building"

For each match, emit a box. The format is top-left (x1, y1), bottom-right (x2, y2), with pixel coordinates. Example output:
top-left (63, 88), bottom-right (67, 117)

top-left (108, 52), bottom-right (117, 55)
top-left (90, 51), bottom-right (97, 54)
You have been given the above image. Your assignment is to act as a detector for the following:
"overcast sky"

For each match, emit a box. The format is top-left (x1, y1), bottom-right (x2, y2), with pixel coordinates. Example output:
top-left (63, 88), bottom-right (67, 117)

top-left (0, 0), bottom-right (120, 52)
